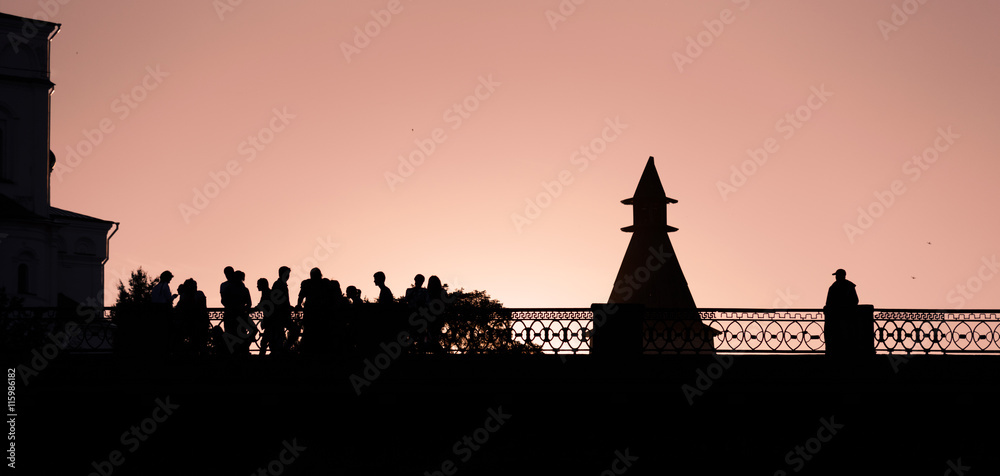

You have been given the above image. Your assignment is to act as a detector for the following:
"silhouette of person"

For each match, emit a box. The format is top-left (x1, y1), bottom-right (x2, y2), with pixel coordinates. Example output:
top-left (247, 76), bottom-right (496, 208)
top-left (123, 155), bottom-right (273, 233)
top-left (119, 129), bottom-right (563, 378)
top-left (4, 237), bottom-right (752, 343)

top-left (296, 268), bottom-right (325, 354)
top-left (220, 266), bottom-right (235, 299)
top-left (343, 285), bottom-right (364, 353)
top-left (151, 270), bottom-right (176, 306)
top-left (345, 286), bottom-right (364, 306)
top-left (271, 266), bottom-right (293, 355)
top-left (328, 279), bottom-right (349, 356)
top-left (150, 270), bottom-right (176, 353)
top-left (175, 278), bottom-right (209, 355)
top-left (405, 274), bottom-right (429, 310)
top-left (222, 269), bottom-right (253, 355)
top-left (256, 277), bottom-right (284, 356)
top-left (824, 269), bottom-right (864, 360)
top-left (329, 280), bottom-right (346, 307)
top-left (424, 275), bottom-right (447, 352)
top-left (826, 269), bottom-right (859, 308)
top-left (373, 271), bottom-right (393, 304)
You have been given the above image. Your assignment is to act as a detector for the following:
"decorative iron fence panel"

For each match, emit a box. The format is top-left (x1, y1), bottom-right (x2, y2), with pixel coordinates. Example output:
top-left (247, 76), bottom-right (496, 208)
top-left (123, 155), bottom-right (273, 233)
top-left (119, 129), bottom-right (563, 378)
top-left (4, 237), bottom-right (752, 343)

top-left (874, 309), bottom-right (1000, 354)
top-left (3, 307), bottom-right (998, 355)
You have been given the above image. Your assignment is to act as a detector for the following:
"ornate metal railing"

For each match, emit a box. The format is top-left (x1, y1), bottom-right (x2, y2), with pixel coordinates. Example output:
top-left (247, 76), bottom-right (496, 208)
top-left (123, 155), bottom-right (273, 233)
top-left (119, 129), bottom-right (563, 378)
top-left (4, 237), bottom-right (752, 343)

top-left (3, 307), bottom-right (998, 356)
top-left (506, 309), bottom-right (593, 354)
top-left (644, 309), bottom-right (826, 354)
top-left (1, 308), bottom-right (115, 353)
top-left (487, 308), bottom-right (1000, 355)
top-left (506, 308), bottom-right (827, 354)
top-left (874, 309), bottom-right (1000, 354)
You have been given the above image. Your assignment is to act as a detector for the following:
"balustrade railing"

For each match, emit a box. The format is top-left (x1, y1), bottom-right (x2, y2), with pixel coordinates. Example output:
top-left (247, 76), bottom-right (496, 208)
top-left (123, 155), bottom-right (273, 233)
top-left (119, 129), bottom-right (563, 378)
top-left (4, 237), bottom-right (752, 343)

top-left (2, 306), bottom-right (998, 356)
top-left (874, 309), bottom-right (1000, 354)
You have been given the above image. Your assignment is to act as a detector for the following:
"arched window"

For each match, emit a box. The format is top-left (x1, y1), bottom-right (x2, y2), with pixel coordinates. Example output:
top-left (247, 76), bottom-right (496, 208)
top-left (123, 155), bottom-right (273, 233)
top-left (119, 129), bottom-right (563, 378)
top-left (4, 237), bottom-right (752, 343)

top-left (74, 237), bottom-right (96, 255)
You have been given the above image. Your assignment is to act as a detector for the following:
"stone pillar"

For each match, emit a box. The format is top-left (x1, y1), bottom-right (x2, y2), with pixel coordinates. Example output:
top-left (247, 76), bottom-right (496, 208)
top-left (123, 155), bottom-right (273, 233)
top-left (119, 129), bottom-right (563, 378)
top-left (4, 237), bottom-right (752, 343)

top-left (590, 303), bottom-right (643, 357)
top-left (824, 304), bottom-right (874, 360)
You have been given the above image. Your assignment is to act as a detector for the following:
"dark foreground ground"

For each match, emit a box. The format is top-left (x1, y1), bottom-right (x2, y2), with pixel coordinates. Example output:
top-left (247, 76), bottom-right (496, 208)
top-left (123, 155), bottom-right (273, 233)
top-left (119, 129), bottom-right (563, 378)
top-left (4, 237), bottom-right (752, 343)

top-left (10, 351), bottom-right (1000, 475)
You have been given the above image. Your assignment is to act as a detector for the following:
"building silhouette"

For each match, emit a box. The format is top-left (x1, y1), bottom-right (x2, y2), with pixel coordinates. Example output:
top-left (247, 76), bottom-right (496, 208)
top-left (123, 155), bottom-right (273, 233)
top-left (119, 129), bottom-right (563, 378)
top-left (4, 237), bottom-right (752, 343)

top-left (0, 13), bottom-right (117, 307)
top-left (606, 156), bottom-right (718, 352)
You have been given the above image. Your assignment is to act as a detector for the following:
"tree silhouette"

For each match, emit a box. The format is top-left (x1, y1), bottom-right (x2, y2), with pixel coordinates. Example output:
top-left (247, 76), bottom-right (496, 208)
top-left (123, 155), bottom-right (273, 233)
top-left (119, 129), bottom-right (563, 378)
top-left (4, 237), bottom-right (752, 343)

top-left (115, 267), bottom-right (157, 307)
top-left (111, 267), bottom-right (161, 354)
top-left (439, 289), bottom-right (540, 354)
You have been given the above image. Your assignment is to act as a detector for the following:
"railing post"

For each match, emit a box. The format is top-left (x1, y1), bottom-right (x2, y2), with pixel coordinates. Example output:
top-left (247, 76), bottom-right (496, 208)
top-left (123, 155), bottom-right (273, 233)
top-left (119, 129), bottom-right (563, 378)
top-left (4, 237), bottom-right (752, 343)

top-left (824, 304), bottom-right (874, 361)
top-left (590, 303), bottom-right (643, 358)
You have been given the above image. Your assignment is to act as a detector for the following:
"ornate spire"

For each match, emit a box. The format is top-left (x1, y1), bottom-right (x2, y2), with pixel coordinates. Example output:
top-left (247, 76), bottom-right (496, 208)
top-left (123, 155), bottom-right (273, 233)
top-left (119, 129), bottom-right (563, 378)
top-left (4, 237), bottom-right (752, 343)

top-left (621, 157), bottom-right (678, 233)
top-left (608, 157), bottom-right (695, 308)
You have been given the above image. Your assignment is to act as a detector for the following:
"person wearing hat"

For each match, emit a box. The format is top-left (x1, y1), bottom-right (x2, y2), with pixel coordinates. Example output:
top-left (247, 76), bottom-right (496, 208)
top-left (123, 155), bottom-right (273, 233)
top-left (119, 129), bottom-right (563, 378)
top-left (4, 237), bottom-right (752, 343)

top-left (825, 269), bottom-right (859, 308)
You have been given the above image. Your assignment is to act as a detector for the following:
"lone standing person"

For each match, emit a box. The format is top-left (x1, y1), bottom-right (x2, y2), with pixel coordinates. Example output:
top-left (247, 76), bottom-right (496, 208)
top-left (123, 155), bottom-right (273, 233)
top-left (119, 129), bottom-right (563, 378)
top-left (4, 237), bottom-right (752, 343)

top-left (824, 269), bottom-right (863, 359)
top-left (825, 269), bottom-right (859, 308)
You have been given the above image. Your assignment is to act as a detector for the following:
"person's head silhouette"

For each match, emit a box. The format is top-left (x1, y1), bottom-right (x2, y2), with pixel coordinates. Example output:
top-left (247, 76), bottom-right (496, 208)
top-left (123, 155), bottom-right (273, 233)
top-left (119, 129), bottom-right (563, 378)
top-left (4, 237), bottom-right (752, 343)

top-left (278, 266), bottom-right (291, 281)
top-left (374, 271), bottom-right (386, 287)
top-left (310, 268), bottom-right (322, 280)
top-left (413, 274), bottom-right (425, 288)
top-left (833, 269), bottom-right (847, 281)
top-left (427, 275), bottom-right (442, 296)
top-left (181, 278), bottom-right (197, 294)
top-left (257, 278), bottom-right (269, 292)
top-left (330, 280), bottom-right (343, 297)
top-left (160, 270), bottom-right (173, 284)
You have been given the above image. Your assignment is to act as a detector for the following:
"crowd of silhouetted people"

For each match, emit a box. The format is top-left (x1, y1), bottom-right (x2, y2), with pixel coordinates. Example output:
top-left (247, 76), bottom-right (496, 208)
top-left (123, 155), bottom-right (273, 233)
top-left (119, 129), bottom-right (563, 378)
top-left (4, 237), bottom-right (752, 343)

top-left (124, 266), bottom-right (451, 358)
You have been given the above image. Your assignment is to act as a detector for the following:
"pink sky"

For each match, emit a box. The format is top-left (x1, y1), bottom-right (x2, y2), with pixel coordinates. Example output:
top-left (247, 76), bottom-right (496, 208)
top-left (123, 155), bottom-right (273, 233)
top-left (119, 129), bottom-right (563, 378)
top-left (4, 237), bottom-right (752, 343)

top-left (7, 0), bottom-right (1000, 309)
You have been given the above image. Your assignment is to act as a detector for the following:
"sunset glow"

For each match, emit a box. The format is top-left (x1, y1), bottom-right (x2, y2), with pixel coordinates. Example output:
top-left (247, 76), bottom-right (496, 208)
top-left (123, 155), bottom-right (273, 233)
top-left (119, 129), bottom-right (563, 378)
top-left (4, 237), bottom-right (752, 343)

top-left (7, 0), bottom-right (999, 309)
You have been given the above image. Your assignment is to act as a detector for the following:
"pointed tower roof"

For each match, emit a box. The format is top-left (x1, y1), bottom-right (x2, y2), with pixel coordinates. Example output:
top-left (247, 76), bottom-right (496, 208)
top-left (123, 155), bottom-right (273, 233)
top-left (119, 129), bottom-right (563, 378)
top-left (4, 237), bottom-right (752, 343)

top-left (621, 157), bottom-right (677, 205)
top-left (608, 157), bottom-right (695, 308)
